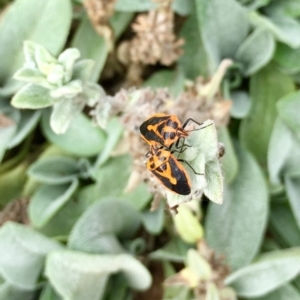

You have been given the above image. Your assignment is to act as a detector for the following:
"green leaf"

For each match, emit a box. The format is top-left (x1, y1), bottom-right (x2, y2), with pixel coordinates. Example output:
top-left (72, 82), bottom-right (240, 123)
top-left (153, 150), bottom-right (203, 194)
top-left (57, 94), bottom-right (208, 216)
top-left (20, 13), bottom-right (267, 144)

top-left (72, 60), bottom-right (94, 82)
top-left (240, 63), bottom-right (295, 166)
top-left (93, 155), bottom-right (132, 196)
top-left (143, 69), bottom-right (185, 97)
top-left (268, 117), bottom-right (300, 184)
top-left (110, 11), bottom-right (134, 39)
top-left (34, 43), bottom-right (57, 76)
top-left (45, 250), bottom-right (152, 300)
top-left (115, 0), bottom-right (155, 11)
top-left (274, 43), bottom-right (300, 74)
top-left (186, 249), bottom-right (212, 281)
top-left (217, 127), bottom-right (239, 183)
top-left (94, 118), bottom-right (124, 168)
top-left (230, 90), bottom-right (251, 118)
top-left (0, 282), bottom-right (37, 300)
top-left (204, 161), bottom-right (224, 205)
top-left (270, 203), bottom-right (300, 248)
top-left (206, 283), bottom-right (220, 300)
top-left (163, 262), bottom-right (191, 300)
top-left (0, 0), bottom-right (72, 94)
top-left (225, 248), bottom-right (300, 297)
top-left (58, 48), bottom-right (80, 83)
top-left (206, 144), bottom-right (268, 271)
top-left (121, 182), bottom-right (152, 211)
top-left (0, 114), bottom-right (17, 162)
top-left (42, 110), bottom-right (106, 157)
top-left (149, 238), bottom-right (190, 263)
top-left (50, 80), bottom-right (82, 99)
top-left (71, 18), bottom-right (109, 82)
top-left (266, 0), bottom-right (300, 18)
top-left (143, 70), bottom-right (177, 89)
top-left (11, 84), bottom-right (54, 109)
top-left (102, 274), bottom-right (129, 300)
top-left (142, 202), bottom-right (164, 235)
top-left (173, 0), bottom-right (193, 16)
top-left (254, 284), bottom-right (300, 300)
top-left (178, 8), bottom-right (209, 78)
top-left (285, 176), bottom-right (300, 231)
top-left (249, 11), bottom-right (300, 48)
top-left (39, 283), bottom-right (62, 300)
top-left (37, 193), bottom-right (94, 238)
top-left (8, 110), bottom-right (41, 148)
top-left (277, 90), bottom-right (300, 142)
top-left (235, 27), bottom-right (275, 76)
top-left (237, 0), bottom-right (271, 10)
top-left (14, 67), bottom-right (54, 89)
top-left (195, 0), bottom-right (249, 72)
top-left (0, 222), bottom-right (61, 289)
top-left (0, 163), bottom-right (28, 207)
top-left (28, 156), bottom-right (80, 184)
top-left (68, 198), bottom-right (141, 254)
top-left (50, 98), bottom-right (84, 134)
top-left (29, 180), bottom-right (79, 228)
top-left (173, 205), bottom-right (203, 244)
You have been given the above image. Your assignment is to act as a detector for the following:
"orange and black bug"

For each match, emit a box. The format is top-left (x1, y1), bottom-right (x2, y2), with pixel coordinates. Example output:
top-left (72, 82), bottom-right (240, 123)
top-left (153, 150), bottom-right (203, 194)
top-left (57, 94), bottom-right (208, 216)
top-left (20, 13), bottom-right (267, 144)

top-left (146, 146), bottom-right (191, 195)
top-left (140, 113), bottom-right (205, 149)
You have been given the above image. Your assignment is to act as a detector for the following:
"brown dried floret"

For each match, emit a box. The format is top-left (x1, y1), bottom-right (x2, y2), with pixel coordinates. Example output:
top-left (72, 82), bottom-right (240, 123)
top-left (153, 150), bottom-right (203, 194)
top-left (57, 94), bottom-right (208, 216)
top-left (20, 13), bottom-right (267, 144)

top-left (0, 198), bottom-right (29, 226)
top-left (129, 8), bottom-right (184, 66)
top-left (83, 0), bottom-right (116, 46)
top-left (117, 0), bottom-right (183, 68)
top-left (164, 240), bottom-right (233, 299)
top-left (0, 113), bottom-right (15, 128)
top-left (197, 241), bottom-right (230, 290)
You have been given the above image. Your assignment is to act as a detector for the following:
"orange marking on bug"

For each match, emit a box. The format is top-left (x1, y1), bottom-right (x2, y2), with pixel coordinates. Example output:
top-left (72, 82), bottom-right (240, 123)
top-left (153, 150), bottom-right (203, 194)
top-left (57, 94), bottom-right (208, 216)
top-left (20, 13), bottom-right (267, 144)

top-left (145, 146), bottom-right (191, 195)
top-left (140, 113), bottom-right (204, 149)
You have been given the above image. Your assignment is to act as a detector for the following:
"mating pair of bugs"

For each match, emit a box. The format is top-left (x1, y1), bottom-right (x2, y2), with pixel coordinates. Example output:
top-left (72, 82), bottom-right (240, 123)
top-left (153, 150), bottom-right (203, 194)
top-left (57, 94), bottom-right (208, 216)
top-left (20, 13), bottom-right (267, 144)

top-left (139, 113), bottom-right (208, 195)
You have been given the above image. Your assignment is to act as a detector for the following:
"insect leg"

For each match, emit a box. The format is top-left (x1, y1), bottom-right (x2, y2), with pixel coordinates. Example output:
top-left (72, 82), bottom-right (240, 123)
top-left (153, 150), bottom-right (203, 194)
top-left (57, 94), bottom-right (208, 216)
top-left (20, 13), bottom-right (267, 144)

top-left (182, 118), bottom-right (214, 132)
top-left (177, 159), bottom-right (204, 176)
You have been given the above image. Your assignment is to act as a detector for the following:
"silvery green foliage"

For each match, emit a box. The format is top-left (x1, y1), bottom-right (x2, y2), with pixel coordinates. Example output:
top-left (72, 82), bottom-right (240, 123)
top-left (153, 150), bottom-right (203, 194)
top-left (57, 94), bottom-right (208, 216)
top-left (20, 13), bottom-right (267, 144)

top-left (11, 41), bottom-right (104, 134)
top-left (166, 120), bottom-right (223, 209)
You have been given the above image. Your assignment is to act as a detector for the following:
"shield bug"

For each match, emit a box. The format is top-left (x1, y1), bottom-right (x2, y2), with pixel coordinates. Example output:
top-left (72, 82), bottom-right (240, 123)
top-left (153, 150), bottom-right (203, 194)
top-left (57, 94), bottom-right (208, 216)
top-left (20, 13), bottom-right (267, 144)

top-left (140, 113), bottom-right (207, 149)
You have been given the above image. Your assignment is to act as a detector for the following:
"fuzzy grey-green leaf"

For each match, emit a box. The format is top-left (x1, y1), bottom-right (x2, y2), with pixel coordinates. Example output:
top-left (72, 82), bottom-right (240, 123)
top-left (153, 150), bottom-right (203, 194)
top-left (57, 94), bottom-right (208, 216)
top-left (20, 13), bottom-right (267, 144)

top-left (71, 18), bottom-right (109, 82)
top-left (0, 222), bottom-right (61, 289)
top-left (0, 0), bottom-right (72, 94)
top-left (277, 90), bottom-right (300, 142)
top-left (68, 198), bottom-right (141, 254)
top-left (254, 284), bottom-right (300, 300)
top-left (28, 156), bottom-right (80, 184)
top-left (42, 110), bottom-right (106, 156)
top-left (206, 144), bottom-right (268, 271)
top-left (115, 0), bottom-right (155, 11)
top-left (8, 110), bottom-right (41, 149)
top-left (45, 250), bottom-right (152, 300)
top-left (195, 0), bottom-right (249, 72)
top-left (235, 27), bottom-right (275, 76)
top-left (29, 180), bottom-right (79, 228)
top-left (240, 63), bottom-right (295, 166)
top-left (225, 248), bottom-right (300, 297)
top-left (11, 84), bottom-right (54, 109)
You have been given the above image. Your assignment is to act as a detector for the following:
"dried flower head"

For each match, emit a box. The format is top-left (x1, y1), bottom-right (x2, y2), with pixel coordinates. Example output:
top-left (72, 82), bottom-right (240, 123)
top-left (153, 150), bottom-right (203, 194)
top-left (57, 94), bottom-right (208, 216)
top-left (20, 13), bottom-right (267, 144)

top-left (0, 113), bottom-right (15, 128)
top-left (164, 240), bottom-right (234, 300)
top-left (0, 198), bottom-right (29, 226)
top-left (83, 0), bottom-right (116, 46)
top-left (126, 3), bottom-right (184, 66)
top-left (197, 241), bottom-right (231, 290)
